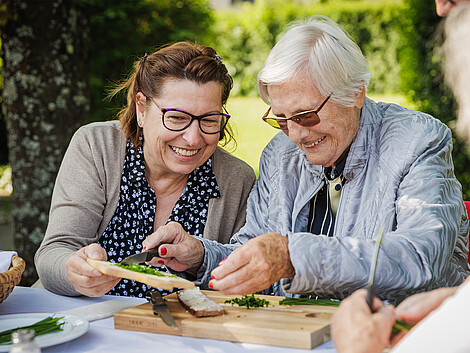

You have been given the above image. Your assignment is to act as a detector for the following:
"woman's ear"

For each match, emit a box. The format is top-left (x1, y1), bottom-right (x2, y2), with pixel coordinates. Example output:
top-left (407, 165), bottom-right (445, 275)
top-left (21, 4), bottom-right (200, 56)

top-left (354, 86), bottom-right (366, 109)
top-left (135, 92), bottom-right (147, 127)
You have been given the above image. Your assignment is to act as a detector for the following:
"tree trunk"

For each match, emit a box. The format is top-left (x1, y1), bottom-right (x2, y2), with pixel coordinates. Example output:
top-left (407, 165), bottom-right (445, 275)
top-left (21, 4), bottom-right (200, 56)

top-left (0, 0), bottom-right (90, 285)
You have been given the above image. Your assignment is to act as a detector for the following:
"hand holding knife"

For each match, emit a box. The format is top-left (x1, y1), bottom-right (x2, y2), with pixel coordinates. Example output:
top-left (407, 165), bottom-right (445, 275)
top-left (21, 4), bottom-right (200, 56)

top-left (366, 226), bottom-right (384, 312)
top-left (121, 246), bottom-right (161, 266)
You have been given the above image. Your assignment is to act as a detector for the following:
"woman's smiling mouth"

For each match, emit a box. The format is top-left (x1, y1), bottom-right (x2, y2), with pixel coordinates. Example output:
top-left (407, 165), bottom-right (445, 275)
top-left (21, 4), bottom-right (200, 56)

top-left (303, 136), bottom-right (326, 148)
top-left (170, 146), bottom-right (200, 157)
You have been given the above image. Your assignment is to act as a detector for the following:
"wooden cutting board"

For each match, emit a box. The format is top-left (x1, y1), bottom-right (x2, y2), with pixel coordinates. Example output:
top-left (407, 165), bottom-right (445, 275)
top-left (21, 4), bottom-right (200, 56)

top-left (114, 291), bottom-right (337, 349)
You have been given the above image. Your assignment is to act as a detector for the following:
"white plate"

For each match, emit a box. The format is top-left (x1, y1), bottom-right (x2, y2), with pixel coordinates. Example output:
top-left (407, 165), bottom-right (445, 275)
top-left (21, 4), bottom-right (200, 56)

top-left (0, 313), bottom-right (89, 352)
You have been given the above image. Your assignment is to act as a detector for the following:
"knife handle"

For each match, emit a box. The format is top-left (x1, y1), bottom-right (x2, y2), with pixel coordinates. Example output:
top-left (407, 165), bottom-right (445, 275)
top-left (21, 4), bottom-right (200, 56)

top-left (144, 246), bottom-right (160, 261)
top-left (366, 285), bottom-right (376, 312)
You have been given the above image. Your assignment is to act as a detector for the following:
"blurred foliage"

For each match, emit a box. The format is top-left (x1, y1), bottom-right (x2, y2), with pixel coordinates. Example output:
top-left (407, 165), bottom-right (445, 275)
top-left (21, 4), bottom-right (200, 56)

top-left (2, 0), bottom-right (470, 198)
top-left (81, 0), bottom-right (214, 122)
top-left (399, 0), bottom-right (470, 199)
top-left (207, 0), bottom-right (404, 96)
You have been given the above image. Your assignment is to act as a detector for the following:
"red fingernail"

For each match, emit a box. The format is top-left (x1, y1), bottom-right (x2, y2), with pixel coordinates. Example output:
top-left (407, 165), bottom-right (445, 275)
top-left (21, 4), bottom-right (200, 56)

top-left (209, 281), bottom-right (214, 289)
top-left (142, 246), bottom-right (147, 251)
top-left (160, 247), bottom-right (167, 256)
top-left (158, 260), bottom-right (164, 265)
top-left (211, 274), bottom-right (216, 280)
top-left (219, 257), bottom-right (227, 265)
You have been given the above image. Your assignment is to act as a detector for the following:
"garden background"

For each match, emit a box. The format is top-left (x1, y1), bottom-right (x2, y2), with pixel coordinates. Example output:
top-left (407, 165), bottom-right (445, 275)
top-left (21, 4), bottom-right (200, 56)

top-left (1, 0), bottom-right (467, 285)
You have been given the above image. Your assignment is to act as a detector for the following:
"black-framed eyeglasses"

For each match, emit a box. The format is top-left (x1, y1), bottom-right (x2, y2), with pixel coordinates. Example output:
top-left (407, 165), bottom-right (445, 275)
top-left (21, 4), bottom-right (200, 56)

top-left (147, 96), bottom-right (230, 135)
top-left (262, 94), bottom-right (331, 130)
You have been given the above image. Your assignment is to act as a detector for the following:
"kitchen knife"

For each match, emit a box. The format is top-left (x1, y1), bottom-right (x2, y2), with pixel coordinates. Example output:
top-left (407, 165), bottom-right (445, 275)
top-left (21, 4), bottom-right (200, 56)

top-left (121, 247), bottom-right (160, 266)
top-left (146, 290), bottom-right (178, 328)
top-left (366, 226), bottom-right (384, 312)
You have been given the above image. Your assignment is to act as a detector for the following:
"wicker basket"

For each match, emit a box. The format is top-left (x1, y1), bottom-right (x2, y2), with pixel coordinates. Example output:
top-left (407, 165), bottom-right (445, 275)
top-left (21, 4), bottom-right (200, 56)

top-left (0, 255), bottom-right (26, 304)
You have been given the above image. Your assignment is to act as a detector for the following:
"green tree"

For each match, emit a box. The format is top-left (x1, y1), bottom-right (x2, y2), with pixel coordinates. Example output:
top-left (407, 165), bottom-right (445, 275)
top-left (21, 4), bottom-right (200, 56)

top-left (0, 0), bottom-right (214, 285)
top-left (0, 0), bottom-right (90, 285)
top-left (84, 0), bottom-right (214, 122)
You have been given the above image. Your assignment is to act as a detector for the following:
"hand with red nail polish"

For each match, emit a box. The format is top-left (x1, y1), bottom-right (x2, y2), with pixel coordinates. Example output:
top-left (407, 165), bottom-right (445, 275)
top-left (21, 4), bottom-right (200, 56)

top-left (141, 221), bottom-right (205, 275)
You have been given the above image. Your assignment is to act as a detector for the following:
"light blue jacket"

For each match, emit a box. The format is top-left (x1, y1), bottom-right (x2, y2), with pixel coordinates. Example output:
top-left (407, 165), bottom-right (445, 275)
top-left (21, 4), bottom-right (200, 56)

top-left (197, 98), bottom-right (470, 303)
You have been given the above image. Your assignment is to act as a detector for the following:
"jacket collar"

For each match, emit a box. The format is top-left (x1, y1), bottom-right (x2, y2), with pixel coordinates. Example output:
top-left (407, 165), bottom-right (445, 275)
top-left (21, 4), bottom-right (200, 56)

top-left (343, 97), bottom-right (381, 181)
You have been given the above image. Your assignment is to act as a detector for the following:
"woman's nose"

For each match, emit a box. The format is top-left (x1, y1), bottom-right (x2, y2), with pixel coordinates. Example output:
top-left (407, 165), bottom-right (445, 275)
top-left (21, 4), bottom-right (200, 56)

top-left (285, 120), bottom-right (309, 143)
top-left (182, 120), bottom-right (203, 146)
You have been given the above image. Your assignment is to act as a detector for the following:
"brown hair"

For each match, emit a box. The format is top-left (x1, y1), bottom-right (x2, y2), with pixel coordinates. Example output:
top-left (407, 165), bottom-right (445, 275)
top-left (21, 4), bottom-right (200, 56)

top-left (111, 41), bottom-right (234, 147)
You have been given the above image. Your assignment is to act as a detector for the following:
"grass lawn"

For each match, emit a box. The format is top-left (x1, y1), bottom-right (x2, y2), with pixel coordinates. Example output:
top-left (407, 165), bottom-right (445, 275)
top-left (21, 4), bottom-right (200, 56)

top-left (225, 93), bottom-right (413, 175)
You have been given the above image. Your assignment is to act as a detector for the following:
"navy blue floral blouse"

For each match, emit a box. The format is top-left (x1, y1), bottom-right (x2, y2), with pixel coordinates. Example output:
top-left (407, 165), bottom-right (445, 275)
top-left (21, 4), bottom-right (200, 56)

top-left (99, 141), bottom-right (220, 297)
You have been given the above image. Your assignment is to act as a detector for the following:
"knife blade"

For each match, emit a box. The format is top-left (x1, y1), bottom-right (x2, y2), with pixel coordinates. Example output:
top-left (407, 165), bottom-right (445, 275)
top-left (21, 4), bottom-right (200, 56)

top-left (366, 226), bottom-right (384, 312)
top-left (146, 290), bottom-right (178, 328)
top-left (121, 247), bottom-right (160, 266)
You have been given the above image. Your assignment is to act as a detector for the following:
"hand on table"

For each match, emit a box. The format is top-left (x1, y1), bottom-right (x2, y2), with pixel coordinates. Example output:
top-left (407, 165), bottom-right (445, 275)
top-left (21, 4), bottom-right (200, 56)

top-left (142, 221), bottom-right (204, 275)
top-left (66, 243), bottom-right (120, 297)
top-left (331, 289), bottom-right (396, 353)
top-left (395, 286), bottom-right (458, 325)
top-left (209, 232), bottom-right (295, 295)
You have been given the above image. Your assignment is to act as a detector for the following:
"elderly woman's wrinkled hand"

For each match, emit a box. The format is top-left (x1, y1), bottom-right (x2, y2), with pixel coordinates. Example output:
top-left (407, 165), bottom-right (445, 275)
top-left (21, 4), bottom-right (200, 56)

top-left (209, 232), bottom-right (295, 295)
top-left (66, 243), bottom-right (120, 297)
top-left (142, 221), bottom-right (204, 275)
top-left (331, 289), bottom-right (396, 353)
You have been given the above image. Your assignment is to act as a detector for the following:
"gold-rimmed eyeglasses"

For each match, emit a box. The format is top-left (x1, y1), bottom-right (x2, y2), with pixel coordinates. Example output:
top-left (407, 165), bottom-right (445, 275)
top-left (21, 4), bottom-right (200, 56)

top-left (262, 94), bottom-right (331, 130)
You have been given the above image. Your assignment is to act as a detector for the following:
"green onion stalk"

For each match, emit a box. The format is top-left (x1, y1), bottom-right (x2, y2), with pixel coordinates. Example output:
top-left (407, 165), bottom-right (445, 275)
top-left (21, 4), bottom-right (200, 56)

top-left (0, 316), bottom-right (64, 345)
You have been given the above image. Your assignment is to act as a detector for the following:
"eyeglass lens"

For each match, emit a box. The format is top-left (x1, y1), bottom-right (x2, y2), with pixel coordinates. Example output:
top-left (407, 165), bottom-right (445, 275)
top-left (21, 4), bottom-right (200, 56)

top-left (266, 111), bottom-right (320, 130)
top-left (263, 94), bottom-right (330, 130)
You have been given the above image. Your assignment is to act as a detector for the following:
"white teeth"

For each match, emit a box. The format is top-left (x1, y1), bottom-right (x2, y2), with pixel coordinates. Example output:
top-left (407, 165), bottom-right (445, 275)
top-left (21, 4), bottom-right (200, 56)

top-left (304, 136), bottom-right (325, 148)
top-left (171, 146), bottom-right (199, 156)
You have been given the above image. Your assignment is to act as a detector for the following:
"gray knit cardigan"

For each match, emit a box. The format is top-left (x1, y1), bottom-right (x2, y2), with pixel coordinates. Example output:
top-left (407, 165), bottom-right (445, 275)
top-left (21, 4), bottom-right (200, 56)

top-left (35, 121), bottom-right (256, 296)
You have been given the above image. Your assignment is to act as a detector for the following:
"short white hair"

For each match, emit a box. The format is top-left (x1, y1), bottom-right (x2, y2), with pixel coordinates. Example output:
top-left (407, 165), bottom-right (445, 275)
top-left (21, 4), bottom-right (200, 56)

top-left (444, 4), bottom-right (470, 140)
top-left (258, 15), bottom-right (371, 107)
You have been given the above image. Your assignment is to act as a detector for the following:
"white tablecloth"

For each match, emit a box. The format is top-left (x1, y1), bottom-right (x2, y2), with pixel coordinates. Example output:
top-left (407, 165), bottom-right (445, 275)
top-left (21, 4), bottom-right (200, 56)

top-left (0, 287), bottom-right (337, 353)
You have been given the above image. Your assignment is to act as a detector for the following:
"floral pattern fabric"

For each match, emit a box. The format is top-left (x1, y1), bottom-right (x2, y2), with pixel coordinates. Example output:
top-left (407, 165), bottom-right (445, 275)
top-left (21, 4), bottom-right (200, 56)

top-left (99, 141), bottom-right (220, 297)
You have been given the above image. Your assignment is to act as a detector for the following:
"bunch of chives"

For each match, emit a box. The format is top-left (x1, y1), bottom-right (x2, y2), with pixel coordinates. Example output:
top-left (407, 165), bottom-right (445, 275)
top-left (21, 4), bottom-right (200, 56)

top-left (0, 316), bottom-right (64, 345)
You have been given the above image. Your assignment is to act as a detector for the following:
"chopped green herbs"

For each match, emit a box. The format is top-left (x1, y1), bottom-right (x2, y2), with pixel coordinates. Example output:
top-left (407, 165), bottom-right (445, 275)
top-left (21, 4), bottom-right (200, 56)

top-left (225, 294), bottom-right (270, 308)
top-left (114, 263), bottom-right (177, 277)
top-left (0, 316), bottom-right (64, 345)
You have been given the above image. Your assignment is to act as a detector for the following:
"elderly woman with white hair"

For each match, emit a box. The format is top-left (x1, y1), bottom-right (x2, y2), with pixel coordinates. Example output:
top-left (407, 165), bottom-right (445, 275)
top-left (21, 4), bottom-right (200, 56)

top-left (143, 15), bottom-right (469, 303)
top-left (330, 4), bottom-right (470, 353)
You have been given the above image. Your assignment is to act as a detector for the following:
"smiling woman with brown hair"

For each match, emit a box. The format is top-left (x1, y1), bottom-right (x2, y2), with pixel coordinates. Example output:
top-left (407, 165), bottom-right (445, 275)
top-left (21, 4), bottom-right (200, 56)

top-left (34, 42), bottom-right (255, 298)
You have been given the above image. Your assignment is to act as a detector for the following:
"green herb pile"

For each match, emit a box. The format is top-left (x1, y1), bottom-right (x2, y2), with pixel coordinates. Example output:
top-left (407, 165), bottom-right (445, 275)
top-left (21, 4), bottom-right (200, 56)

top-left (279, 297), bottom-right (341, 307)
top-left (279, 297), bottom-right (413, 334)
top-left (0, 316), bottom-right (64, 345)
top-left (114, 263), bottom-right (177, 277)
top-left (225, 294), bottom-right (270, 309)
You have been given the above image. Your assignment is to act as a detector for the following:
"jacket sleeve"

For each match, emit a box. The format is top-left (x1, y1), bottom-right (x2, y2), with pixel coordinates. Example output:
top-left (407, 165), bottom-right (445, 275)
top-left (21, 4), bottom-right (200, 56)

top-left (34, 125), bottom-right (112, 296)
top-left (283, 120), bottom-right (469, 303)
top-left (195, 140), bottom-right (279, 289)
